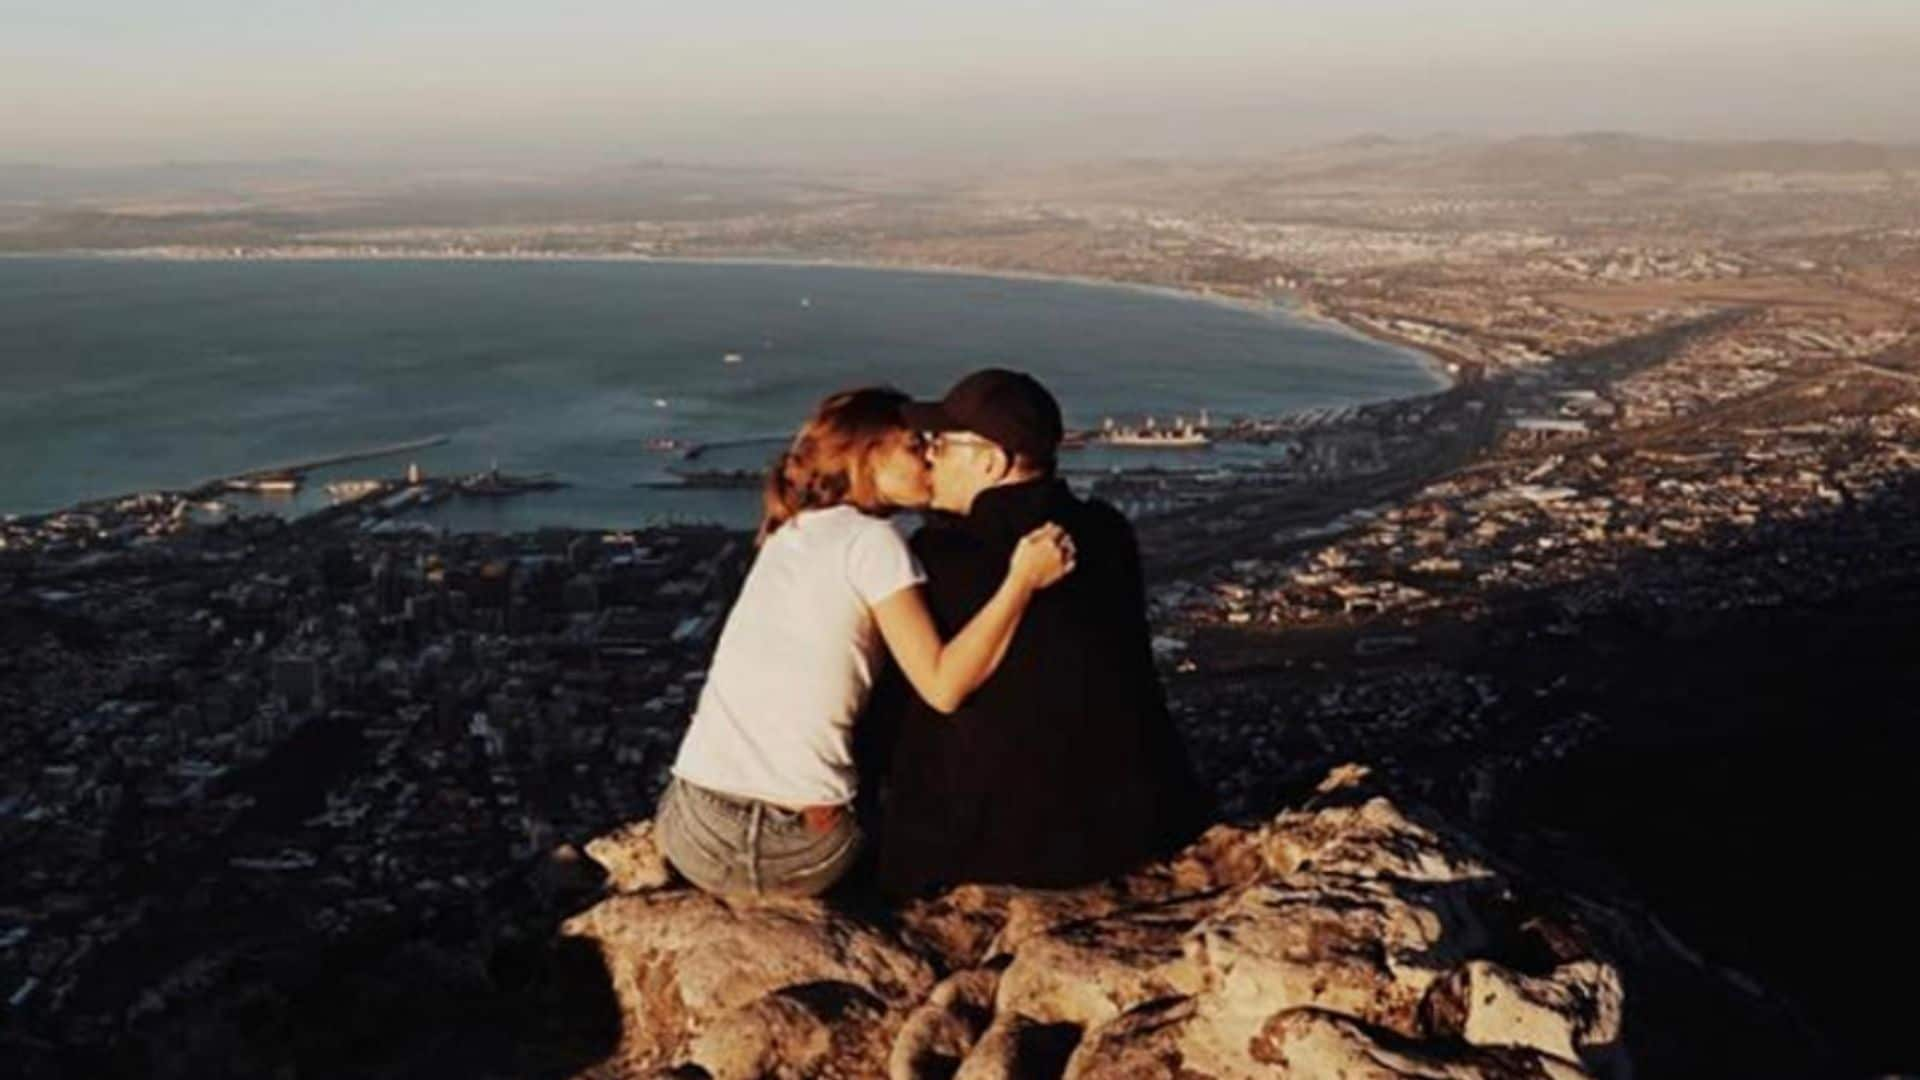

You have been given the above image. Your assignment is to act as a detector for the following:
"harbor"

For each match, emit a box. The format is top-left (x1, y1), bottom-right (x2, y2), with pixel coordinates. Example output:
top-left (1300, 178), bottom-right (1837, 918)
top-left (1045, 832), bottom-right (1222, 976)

top-left (159, 440), bottom-right (577, 533)
top-left (194, 434), bottom-right (454, 496)
top-left (23, 397), bottom-right (1408, 537)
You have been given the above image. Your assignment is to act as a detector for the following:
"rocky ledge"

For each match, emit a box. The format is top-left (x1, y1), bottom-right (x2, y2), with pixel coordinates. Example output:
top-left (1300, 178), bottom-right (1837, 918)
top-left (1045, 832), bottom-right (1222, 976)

top-left (555, 766), bottom-right (1645, 1079)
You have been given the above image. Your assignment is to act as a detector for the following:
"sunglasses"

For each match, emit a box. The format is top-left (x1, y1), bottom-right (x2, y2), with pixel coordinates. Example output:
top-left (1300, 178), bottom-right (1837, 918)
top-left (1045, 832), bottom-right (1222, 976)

top-left (926, 431), bottom-right (998, 454)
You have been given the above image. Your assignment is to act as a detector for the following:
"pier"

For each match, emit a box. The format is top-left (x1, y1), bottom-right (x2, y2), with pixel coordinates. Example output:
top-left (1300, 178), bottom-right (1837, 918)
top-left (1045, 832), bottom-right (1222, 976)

top-left (235, 434), bottom-right (452, 478)
top-left (193, 435), bottom-right (453, 494)
top-left (679, 434), bottom-right (787, 462)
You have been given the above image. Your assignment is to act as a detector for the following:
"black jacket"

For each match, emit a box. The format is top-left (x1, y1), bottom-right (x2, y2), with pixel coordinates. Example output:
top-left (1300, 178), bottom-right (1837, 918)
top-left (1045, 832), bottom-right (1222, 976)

top-left (865, 477), bottom-right (1210, 897)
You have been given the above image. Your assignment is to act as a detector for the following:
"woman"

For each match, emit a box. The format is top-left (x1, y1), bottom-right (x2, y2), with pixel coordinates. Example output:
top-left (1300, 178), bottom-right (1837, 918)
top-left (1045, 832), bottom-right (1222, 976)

top-left (657, 386), bottom-right (1075, 899)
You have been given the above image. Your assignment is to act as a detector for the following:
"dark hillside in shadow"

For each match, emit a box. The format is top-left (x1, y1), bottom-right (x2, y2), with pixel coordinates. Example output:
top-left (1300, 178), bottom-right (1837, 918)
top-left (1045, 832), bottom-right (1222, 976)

top-left (1169, 465), bottom-right (1920, 1075)
top-left (1495, 540), bottom-right (1920, 1074)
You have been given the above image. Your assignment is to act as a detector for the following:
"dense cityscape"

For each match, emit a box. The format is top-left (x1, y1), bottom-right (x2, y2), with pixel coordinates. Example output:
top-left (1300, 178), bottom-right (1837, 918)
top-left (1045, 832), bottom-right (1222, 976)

top-left (2, 485), bottom-right (748, 1064)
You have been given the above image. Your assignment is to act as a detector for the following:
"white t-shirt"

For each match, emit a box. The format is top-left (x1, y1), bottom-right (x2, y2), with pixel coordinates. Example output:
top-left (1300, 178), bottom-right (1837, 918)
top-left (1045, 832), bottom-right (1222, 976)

top-left (672, 505), bottom-right (926, 807)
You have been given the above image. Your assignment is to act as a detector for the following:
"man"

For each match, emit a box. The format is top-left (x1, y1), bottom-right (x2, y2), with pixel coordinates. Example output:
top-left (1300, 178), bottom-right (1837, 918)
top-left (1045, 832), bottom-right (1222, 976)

top-left (865, 368), bottom-right (1210, 897)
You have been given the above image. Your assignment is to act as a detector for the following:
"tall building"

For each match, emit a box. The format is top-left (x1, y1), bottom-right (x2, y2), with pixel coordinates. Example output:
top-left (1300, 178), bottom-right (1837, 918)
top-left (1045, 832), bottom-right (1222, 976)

top-left (567, 535), bottom-right (596, 573)
top-left (372, 554), bottom-right (406, 615)
top-left (273, 655), bottom-right (322, 713)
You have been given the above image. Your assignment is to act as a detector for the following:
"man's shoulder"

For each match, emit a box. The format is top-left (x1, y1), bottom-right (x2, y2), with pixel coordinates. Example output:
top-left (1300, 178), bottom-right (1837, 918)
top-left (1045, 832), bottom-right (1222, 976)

top-left (1072, 493), bottom-right (1132, 530)
top-left (1062, 493), bottom-right (1138, 549)
top-left (909, 514), bottom-right (981, 559)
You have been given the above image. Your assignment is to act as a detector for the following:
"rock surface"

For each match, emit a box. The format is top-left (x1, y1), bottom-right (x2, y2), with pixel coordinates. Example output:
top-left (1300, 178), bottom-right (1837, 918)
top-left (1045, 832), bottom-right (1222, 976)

top-left (584, 819), bottom-right (674, 893)
top-left (561, 767), bottom-right (1629, 1078)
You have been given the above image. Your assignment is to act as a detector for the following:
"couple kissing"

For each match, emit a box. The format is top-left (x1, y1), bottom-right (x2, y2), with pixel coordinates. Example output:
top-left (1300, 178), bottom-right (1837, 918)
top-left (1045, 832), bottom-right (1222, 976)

top-left (658, 368), bottom-right (1210, 901)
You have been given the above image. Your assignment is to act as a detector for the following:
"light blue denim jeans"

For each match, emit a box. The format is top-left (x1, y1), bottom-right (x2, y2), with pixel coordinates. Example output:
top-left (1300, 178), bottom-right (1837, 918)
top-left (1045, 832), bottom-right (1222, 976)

top-left (656, 776), bottom-right (862, 898)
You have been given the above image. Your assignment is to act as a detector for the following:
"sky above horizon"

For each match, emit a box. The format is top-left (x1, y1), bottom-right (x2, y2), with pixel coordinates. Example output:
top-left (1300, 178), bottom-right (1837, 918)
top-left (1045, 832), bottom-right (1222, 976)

top-left (4, 1), bottom-right (1917, 166)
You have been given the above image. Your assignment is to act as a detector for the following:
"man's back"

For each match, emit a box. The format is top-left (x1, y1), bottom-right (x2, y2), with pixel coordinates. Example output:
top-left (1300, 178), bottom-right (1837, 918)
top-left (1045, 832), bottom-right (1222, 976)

top-left (870, 477), bottom-right (1209, 897)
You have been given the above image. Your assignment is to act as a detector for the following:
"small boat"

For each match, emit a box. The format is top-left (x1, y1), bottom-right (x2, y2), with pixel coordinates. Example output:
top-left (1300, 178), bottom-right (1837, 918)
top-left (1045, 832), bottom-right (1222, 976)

top-left (722, 353), bottom-right (744, 364)
top-left (653, 398), bottom-right (670, 408)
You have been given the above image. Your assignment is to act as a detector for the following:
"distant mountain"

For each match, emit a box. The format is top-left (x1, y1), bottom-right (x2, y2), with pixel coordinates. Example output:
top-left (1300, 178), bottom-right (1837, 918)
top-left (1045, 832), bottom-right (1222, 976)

top-left (1281, 133), bottom-right (1920, 187)
top-left (977, 133), bottom-right (1920, 207)
top-left (0, 157), bottom-right (876, 244)
top-left (0, 159), bottom-right (407, 202)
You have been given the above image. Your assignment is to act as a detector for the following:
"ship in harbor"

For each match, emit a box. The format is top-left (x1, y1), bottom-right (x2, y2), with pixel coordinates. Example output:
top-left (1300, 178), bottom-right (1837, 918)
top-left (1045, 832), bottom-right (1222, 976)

top-left (225, 473), bottom-right (302, 493)
top-left (1093, 410), bottom-right (1212, 448)
top-left (636, 468), bottom-right (764, 490)
top-left (458, 462), bottom-right (566, 497)
top-left (324, 479), bottom-right (388, 503)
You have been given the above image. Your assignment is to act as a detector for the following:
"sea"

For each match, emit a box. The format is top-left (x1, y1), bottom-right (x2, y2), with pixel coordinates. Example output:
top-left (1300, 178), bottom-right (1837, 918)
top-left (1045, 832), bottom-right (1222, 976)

top-left (1, 257), bottom-right (1448, 530)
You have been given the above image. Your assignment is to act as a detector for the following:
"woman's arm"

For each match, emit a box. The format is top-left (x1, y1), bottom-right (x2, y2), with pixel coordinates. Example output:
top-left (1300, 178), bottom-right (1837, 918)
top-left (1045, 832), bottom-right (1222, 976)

top-left (871, 523), bottom-right (1075, 714)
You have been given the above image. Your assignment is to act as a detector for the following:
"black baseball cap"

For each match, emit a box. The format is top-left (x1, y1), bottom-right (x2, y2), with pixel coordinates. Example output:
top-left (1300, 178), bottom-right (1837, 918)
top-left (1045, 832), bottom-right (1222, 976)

top-left (903, 368), bottom-right (1064, 462)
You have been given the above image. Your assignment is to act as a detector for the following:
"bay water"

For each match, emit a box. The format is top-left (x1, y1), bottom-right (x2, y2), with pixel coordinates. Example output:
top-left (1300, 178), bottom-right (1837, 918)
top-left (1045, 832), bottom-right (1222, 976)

top-left (1, 258), bottom-right (1446, 530)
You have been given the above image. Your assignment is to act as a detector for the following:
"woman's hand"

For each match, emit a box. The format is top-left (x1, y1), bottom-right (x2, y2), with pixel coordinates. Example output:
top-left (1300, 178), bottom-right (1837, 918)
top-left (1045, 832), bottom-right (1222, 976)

top-left (1010, 522), bottom-right (1077, 591)
top-left (873, 521), bottom-right (1077, 714)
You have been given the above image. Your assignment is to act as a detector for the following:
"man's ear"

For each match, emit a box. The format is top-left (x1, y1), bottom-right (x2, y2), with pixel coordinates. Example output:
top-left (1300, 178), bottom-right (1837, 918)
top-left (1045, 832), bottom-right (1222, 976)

top-left (987, 446), bottom-right (1013, 483)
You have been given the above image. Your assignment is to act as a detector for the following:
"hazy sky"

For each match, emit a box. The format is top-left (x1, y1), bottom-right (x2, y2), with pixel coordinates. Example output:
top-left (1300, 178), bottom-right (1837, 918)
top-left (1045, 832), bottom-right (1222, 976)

top-left (4, 1), bottom-right (1917, 165)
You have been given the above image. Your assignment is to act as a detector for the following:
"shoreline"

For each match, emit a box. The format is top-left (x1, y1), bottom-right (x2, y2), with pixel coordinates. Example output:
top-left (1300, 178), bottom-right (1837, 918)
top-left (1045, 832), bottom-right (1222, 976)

top-left (11, 246), bottom-right (1457, 390)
